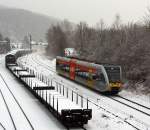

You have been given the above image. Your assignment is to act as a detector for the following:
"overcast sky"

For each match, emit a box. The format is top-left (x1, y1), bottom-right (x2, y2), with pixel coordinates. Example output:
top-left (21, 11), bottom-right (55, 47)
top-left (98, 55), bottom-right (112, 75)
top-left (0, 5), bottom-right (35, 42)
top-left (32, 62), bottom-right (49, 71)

top-left (0, 0), bottom-right (150, 26)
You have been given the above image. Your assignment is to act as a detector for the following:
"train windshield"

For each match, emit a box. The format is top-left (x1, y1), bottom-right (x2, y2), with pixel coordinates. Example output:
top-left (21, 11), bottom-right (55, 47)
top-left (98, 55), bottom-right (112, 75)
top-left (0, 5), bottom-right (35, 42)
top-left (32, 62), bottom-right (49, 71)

top-left (104, 66), bottom-right (121, 82)
top-left (92, 70), bottom-right (106, 83)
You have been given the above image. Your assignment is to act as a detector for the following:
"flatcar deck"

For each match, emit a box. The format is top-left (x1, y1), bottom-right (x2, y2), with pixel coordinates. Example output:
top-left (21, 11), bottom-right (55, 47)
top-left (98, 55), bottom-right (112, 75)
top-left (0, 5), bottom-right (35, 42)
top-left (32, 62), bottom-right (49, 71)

top-left (6, 63), bottom-right (92, 129)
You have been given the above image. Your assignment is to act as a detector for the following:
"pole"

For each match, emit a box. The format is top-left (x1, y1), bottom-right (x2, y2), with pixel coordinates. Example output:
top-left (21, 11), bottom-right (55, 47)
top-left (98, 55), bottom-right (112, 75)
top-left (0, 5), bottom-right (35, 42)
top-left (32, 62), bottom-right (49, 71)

top-left (29, 34), bottom-right (32, 50)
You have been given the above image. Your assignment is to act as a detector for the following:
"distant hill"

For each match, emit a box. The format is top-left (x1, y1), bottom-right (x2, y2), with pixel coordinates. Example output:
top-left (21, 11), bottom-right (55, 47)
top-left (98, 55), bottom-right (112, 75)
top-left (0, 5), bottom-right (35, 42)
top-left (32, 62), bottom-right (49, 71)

top-left (0, 5), bottom-right (59, 41)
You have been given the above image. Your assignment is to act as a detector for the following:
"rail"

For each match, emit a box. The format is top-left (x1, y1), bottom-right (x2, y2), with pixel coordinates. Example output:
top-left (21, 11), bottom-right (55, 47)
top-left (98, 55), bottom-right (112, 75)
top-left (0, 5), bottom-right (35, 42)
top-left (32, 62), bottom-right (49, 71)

top-left (0, 73), bottom-right (34, 130)
top-left (0, 89), bottom-right (16, 130)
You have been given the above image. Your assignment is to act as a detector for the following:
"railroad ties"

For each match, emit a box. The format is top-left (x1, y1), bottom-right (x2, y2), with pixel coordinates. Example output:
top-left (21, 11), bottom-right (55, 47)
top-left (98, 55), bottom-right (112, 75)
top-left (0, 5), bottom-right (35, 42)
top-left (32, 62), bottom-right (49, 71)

top-left (6, 63), bottom-right (92, 129)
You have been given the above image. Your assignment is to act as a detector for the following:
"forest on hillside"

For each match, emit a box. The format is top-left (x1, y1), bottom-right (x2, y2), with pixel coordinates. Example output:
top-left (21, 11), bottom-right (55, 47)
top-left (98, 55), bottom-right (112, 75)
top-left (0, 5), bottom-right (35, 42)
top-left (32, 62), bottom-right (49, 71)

top-left (0, 5), bottom-right (58, 41)
top-left (46, 11), bottom-right (150, 93)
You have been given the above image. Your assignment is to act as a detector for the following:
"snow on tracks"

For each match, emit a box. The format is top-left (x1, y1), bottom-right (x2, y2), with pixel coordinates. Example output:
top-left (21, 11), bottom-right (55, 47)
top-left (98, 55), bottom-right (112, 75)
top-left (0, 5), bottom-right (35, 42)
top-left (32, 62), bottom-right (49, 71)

top-left (0, 73), bottom-right (34, 130)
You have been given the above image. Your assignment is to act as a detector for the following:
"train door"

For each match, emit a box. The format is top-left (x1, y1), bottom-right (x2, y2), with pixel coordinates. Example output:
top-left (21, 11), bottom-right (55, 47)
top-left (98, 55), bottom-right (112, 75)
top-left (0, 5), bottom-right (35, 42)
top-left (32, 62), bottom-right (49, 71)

top-left (70, 59), bottom-right (76, 80)
top-left (87, 69), bottom-right (94, 87)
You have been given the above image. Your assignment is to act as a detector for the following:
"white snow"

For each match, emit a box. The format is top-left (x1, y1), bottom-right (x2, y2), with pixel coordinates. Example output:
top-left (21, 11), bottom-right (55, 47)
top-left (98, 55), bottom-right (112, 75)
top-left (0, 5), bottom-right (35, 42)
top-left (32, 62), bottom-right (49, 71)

top-left (120, 90), bottom-right (150, 109)
top-left (0, 54), bottom-right (65, 130)
top-left (18, 52), bottom-right (146, 130)
top-left (1, 51), bottom-right (150, 130)
top-left (8, 65), bottom-right (85, 114)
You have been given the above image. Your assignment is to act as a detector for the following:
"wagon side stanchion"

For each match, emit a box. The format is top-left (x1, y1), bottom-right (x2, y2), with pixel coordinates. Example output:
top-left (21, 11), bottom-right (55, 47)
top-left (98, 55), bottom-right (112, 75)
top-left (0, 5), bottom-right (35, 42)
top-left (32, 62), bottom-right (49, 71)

top-left (56, 82), bottom-right (58, 92)
top-left (57, 98), bottom-right (59, 117)
top-left (66, 88), bottom-right (68, 98)
top-left (59, 83), bottom-right (61, 94)
top-left (81, 96), bottom-right (83, 108)
top-left (42, 90), bottom-right (44, 98)
top-left (72, 90), bottom-right (73, 102)
top-left (51, 79), bottom-right (53, 87)
top-left (46, 90), bottom-right (47, 103)
top-left (76, 93), bottom-right (78, 104)
top-left (53, 95), bottom-right (55, 110)
top-left (49, 94), bottom-right (51, 106)
top-left (87, 98), bottom-right (88, 109)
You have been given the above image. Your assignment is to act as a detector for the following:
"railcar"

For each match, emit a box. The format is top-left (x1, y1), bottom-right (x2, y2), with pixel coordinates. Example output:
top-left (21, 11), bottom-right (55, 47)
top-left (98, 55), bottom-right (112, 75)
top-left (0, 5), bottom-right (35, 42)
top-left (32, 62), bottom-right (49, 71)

top-left (5, 49), bottom-right (31, 67)
top-left (56, 56), bottom-right (122, 94)
top-left (5, 54), bottom-right (16, 66)
top-left (5, 51), bottom-right (92, 129)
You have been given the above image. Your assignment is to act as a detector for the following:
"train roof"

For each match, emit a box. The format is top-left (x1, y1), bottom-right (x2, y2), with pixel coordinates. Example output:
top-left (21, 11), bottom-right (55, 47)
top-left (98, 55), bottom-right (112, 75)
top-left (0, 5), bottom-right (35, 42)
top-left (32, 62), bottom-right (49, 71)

top-left (57, 56), bottom-right (121, 69)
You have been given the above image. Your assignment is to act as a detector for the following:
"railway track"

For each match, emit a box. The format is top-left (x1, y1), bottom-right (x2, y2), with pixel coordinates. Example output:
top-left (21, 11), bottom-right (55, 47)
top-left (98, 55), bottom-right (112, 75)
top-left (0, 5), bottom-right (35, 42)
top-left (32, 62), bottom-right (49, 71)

top-left (29, 54), bottom-right (56, 73)
top-left (109, 95), bottom-right (150, 116)
top-left (0, 89), bottom-right (16, 130)
top-left (0, 73), bottom-right (34, 130)
top-left (28, 54), bottom-right (150, 113)
top-left (118, 95), bottom-right (150, 111)
top-left (0, 122), bottom-right (5, 130)
top-left (21, 53), bottom-right (150, 130)
top-left (7, 53), bottom-right (91, 130)
top-left (117, 95), bottom-right (150, 110)
top-left (31, 54), bottom-right (150, 118)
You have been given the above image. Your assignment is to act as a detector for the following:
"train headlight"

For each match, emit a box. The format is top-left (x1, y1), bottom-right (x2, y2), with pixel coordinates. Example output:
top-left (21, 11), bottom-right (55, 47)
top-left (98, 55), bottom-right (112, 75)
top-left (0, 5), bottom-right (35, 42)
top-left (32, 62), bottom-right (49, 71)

top-left (109, 83), bottom-right (122, 87)
top-left (109, 83), bottom-right (113, 87)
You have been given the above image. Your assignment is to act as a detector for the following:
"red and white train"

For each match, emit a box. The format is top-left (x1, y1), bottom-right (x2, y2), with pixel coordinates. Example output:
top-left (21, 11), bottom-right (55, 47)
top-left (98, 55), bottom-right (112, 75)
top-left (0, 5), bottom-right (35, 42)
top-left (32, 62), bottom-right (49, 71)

top-left (56, 56), bottom-right (122, 94)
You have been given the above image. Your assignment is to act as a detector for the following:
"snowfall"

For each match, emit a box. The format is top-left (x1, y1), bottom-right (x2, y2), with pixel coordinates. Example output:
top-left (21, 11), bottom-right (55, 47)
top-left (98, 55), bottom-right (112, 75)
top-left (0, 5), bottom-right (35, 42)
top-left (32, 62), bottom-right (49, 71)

top-left (0, 46), bottom-right (150, 130)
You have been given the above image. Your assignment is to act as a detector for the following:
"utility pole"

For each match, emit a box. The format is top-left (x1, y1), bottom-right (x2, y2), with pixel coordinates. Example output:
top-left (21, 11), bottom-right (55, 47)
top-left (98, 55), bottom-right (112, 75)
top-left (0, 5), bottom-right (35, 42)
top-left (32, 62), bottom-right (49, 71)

top-left (29, 34), bottom-right (32, 50)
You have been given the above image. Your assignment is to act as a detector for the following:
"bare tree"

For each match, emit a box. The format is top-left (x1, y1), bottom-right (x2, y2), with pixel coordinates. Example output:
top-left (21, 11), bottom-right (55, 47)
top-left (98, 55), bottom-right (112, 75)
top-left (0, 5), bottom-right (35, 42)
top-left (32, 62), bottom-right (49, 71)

top-left (143, 7), bottom-right (150, 29)
top-left (46, 25), bottom-right (68, 57)
top-left (96, 19), bottom-right (105, 31)
top-left (112, 14), bottom-right (121, 30)
top-left (22, 35), bottom-right (30, 49)
top-left (0, 33), bottom-right (3, 41)
top-left (45, 14), bottom-right (150, 92)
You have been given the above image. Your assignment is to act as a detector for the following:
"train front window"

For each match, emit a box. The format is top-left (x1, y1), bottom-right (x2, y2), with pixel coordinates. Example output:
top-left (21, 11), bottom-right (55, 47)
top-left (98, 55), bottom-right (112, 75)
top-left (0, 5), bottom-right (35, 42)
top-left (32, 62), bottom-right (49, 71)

top-left (104, 66), bottom-right (121, 82)
top-left (92, 73), bottom-right (106, 83)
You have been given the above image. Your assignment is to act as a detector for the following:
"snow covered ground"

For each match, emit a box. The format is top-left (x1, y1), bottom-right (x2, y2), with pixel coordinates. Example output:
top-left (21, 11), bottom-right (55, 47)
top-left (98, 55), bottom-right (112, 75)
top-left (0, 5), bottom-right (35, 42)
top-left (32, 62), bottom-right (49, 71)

top-left (18, 52), bottom-right (150, 130)
top-left (1, 50), bottom-right (150, 130)
top-left (119, 90), bottom-right (150, 109)
top-left (0, 55), bottom-right (65, 130)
